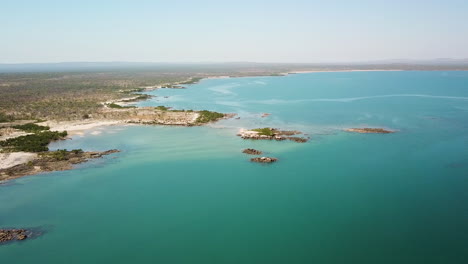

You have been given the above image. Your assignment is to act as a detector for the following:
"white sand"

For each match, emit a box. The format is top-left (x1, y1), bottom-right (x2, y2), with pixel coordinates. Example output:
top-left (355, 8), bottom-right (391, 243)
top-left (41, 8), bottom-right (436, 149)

top-left (0, 152), bottom-right (37, 169)
top-left (38, 120), bottom-right (125, 136)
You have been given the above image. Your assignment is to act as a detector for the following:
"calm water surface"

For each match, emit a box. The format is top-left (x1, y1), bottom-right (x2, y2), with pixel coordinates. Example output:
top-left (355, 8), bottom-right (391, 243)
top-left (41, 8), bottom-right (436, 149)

top-left (1, 71), bottom-right (467, 263)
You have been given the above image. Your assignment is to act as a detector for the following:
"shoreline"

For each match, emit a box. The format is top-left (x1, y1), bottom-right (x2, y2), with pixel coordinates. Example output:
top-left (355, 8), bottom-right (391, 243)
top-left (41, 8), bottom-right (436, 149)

top-left (284, 69), bottom-right (405, 75)
top-left (1, 70), bottom-right (400, 181)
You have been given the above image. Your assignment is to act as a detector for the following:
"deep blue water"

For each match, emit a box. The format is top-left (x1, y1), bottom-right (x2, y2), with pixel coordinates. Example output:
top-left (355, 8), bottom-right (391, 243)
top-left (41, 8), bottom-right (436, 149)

top-left (1, 71), bottom-right (467, 263)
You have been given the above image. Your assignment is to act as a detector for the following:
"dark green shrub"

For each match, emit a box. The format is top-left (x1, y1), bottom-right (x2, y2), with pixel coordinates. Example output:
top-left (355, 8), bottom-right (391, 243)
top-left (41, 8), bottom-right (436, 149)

top-left (196, 110), bottom-right (225, 123)
top-left (12, 123), bottom-right (50, 132)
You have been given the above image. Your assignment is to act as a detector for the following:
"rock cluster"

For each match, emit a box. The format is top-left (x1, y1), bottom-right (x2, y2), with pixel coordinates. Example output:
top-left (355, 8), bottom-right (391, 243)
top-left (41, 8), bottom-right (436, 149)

top-left (242, 148), bottom-right (263, 155)
top-left (250, 157), bottom-right (278, 163)
top-left (0, 229), bottom-right (28, 243)
top-left (240, 133), bottom-right (287, 141)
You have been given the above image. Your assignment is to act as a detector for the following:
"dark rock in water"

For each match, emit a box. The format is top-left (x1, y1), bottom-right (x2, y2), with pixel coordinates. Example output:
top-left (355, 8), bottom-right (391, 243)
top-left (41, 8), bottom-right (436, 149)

top-left (85, 149), bottom-right (120, 158)
top-left (287, 137), bottom-right (308, 143)
top-left (251, 157), bottom-right (278, 163)
top-left (0, 229), bottom-right (28, 243)
top-left (242, 148), bottom-right (263, 155)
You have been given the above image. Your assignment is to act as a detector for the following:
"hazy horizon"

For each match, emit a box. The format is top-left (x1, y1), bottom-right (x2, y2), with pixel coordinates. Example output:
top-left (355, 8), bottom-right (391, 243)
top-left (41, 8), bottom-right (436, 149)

top-left (2, 0), bottom-right (468, 64)
top-left (2, 58), bottom-right (468, 65)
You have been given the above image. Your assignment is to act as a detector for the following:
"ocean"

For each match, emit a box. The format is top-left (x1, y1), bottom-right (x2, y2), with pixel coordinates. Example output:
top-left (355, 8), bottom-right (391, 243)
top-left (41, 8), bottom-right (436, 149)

top-left (1, 71), bottom-right (467, 263)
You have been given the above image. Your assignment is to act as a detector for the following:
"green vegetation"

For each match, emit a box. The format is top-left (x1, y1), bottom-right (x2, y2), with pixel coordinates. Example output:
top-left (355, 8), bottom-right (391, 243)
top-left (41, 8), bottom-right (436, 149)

top-left (107, 103), bottom-right (136, 109)
top-left (40, 149), bottom-right (69, 160)
top-left (71, 149), bottom-right (83, 154)
top-left (39, 149), bottom-right (83, 160)
top-left (0, 112), bottom-right (15, 123)
top-left (155, 106), bottom-right (196, 113)
top-left (252, 128), bottom-right (275, 136)
top-left (0, 131), bottom-right (68, 152)
top-left (121, 88), bottom-right (145, 94)
top-left (162, 84), bottom-right (184, 88)
top-left (196, 110), bottom-right (225, 124)
top-left (120, 94), bottom-right (152, 102)
top-left (12, 123), bottom-right (50, 133)
top-left (155, 105), bottom-right (169, 111)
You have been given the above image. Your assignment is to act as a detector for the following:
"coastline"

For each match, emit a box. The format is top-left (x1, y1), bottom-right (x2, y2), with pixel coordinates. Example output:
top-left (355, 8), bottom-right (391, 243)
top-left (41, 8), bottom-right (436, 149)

top-left (1, 70), bottom-right (406, 181)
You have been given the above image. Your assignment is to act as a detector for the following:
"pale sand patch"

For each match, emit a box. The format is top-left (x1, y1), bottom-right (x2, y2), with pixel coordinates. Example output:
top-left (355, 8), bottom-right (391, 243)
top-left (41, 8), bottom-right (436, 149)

top-left (37, 120), bottom-right (125, 136)
top-left (0, 130), bottom-right (31, 141)
top-left (0, 152), bottom-right (37, 169)
top-left (191, 113), bottom-right (200, 123)
top-left (204, 76), bottom-right (231, 80)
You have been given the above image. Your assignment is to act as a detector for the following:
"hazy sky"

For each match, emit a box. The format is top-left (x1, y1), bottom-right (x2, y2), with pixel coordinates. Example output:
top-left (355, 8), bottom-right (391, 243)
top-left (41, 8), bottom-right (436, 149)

top-left (1, 0), bottom-right (468, 63)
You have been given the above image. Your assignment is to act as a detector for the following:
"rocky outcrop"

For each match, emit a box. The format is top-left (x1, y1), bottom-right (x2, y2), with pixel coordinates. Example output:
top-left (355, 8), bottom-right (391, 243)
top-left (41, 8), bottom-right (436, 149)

top-left (346, 128), bottom-right (395, 134)
top-left (251, 157), bottom-right (278, 163)
top-left (237, 128), bottom-right (308, 143)
top-left (0, 149), bottom-right (120, 182)
top-left (239, 133), bottom-right (286, 141)
top-left (242, 148), bottom-right (263, 155)
top-left (0, 229), bottom-right (29, 243)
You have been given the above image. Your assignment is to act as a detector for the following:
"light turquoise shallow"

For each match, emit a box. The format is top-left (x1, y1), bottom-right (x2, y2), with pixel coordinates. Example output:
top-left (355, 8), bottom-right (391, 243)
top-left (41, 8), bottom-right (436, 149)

top-left (1, 71), bottom-right (468, 263)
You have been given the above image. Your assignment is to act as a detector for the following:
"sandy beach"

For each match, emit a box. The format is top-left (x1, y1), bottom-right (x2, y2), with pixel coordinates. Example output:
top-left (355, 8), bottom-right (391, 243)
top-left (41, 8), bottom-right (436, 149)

top-left (37, 120), bottom-right (125, 136)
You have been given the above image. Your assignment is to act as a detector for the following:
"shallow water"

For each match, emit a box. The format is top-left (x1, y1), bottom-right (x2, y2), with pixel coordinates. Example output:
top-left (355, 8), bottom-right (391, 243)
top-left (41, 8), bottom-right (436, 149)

top-left (1, 71), bottom-right (467, 263)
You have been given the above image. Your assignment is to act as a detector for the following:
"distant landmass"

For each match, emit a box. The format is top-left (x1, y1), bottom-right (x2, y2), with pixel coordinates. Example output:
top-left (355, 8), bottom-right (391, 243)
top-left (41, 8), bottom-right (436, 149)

top-left (1, 60), bottom-right (468, 73)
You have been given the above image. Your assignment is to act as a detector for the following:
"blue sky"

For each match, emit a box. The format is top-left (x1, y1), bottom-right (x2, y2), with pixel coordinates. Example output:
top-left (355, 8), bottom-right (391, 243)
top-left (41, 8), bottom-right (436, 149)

top-left (1, 0), bottom-right (467, 63)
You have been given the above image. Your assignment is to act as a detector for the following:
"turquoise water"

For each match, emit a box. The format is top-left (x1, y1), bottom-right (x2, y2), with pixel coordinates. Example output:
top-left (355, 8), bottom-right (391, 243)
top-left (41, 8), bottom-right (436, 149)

top-left (1, 71), bottom-right (468, 263)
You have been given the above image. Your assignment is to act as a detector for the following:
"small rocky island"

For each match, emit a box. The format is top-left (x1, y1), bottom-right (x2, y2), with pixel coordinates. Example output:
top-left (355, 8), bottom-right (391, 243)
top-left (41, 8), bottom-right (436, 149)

top-left (237, 128), bottom-right (308, 143)
top-left (346, 128), bottom-right (395, 134)
top-left (251, 157), bottom-right (278, 163)
top-left (0, 229), bottom-right (29, 243)
top-left (242, 148), bottom-right (263, 155)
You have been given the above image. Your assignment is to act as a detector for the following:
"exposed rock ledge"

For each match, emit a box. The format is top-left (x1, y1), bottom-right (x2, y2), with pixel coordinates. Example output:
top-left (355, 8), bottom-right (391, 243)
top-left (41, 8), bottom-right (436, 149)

top-left (251, 157), bottom-right (278, 163)
top-left (0, 149), bottom-right (120, 182)
top-left (346, 128), bottom-right (395, 134)
top-left (242, 148), bottom-right (263, 155)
